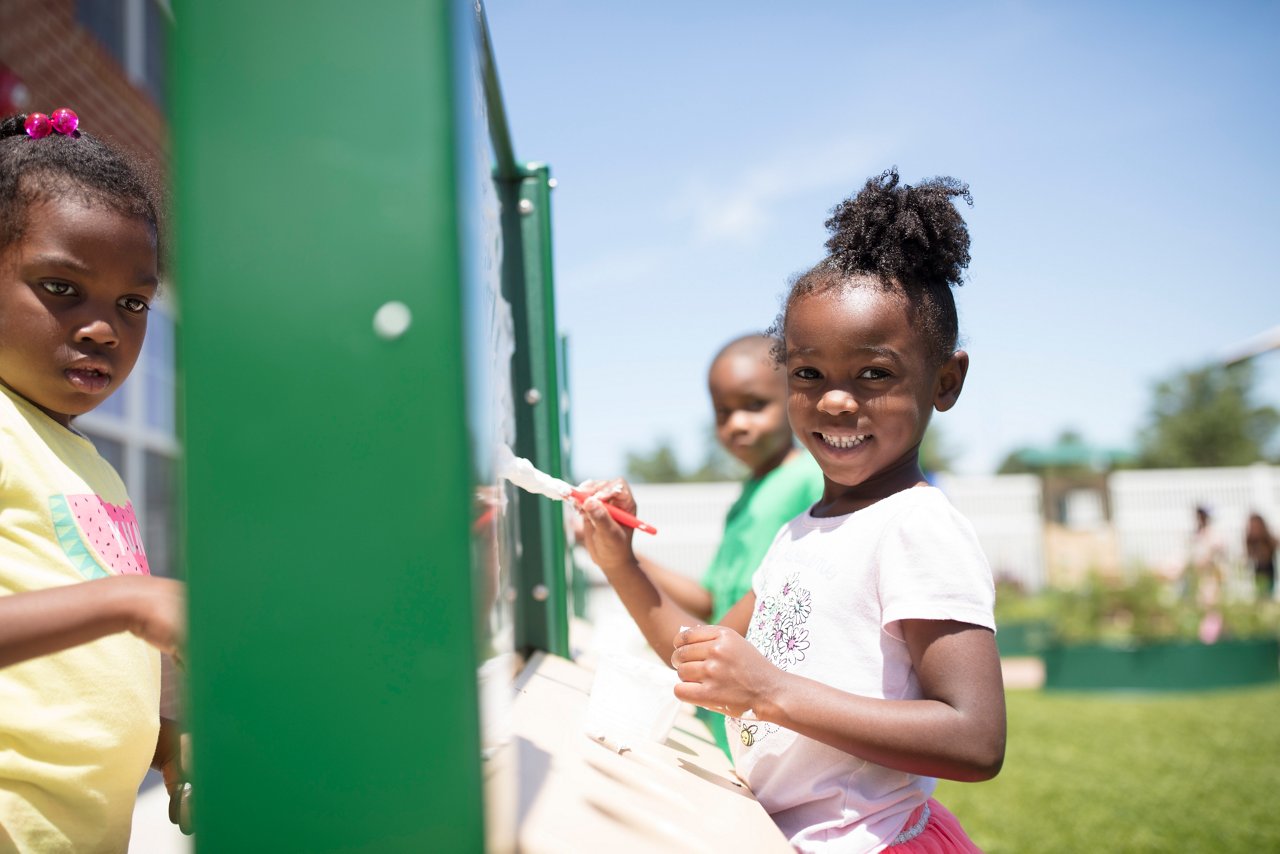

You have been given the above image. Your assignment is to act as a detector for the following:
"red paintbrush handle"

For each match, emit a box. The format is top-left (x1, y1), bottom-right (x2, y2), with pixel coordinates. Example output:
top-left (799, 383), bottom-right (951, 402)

top-left (567, 489), bottom-right (658, 535)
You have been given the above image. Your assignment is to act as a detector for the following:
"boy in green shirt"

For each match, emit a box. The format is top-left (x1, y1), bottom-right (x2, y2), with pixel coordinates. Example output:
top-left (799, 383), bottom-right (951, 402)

top-left (639, 334), bottom-right (823, 755)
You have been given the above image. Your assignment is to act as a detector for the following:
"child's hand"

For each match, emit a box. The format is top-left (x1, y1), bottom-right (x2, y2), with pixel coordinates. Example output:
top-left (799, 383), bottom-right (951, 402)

top-left (160, 729), bottom-right (193, 834)
top-left (575, 478), bottom-right (636, 571)
top-left (112, 576), bottom-right (187, 667)
top-left (671, 624), bottom-right (780, 718)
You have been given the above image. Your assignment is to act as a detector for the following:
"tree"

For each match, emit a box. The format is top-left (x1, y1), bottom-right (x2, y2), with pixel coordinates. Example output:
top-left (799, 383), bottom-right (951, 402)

top-left (624, 426), bottom-right (747, 484)
top-left (920, 423), bottom-right (956, 475)
top-left (686, 426), bottom-right (747, 482)
top-left (624, 438), bottom-right (685, 483)
top-left (996, 448), bottom-right (1033, 475)
top-left (1136, 361), bottom-right (1279, 468)
top-left (997, 429), bottom-right (1127, 475)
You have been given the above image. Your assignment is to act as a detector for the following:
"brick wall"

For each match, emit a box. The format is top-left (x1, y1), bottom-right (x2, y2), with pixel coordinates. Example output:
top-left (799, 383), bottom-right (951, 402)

top-left (0, 0), bottom-right (167, 165)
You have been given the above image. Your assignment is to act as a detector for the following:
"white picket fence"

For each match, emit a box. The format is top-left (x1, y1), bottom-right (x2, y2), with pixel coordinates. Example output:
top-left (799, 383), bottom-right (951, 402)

top-left (1109, 464), bottom-right (1280, 575)
top-left (629, 476), bottom-right (1048, 590)
top-left (933, 473), bottom-right (1045, 590)
top-left (625, 465), bottom-right (1280, 593)
top-left (628, 482), bottom-right (743, 581)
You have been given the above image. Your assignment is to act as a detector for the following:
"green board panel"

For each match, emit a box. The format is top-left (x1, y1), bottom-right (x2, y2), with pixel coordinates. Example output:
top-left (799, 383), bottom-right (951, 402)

top-left (172, 1), bottom-right (485, 848)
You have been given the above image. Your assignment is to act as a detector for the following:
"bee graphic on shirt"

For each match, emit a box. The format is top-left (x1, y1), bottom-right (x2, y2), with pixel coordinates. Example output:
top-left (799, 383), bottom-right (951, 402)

top-left (740, 724), bottom-right (759, 747)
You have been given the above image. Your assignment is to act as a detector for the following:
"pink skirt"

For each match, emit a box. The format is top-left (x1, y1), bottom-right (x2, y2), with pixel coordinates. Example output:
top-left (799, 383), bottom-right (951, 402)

top-left (887, 798), bottom-right (983, 852)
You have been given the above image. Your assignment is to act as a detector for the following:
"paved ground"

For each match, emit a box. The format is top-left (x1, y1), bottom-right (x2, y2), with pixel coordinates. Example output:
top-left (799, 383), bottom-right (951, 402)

top-left (129, 771), bottom-right (190, 853)
top-left (1001, 656), bottom-right (1046, 690)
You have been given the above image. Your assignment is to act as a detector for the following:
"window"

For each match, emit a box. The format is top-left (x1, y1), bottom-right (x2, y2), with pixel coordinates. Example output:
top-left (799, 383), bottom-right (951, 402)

top-left (74, 0), bottom-right (125, 64)
top-left (75, 0), bottom-right (171, 107)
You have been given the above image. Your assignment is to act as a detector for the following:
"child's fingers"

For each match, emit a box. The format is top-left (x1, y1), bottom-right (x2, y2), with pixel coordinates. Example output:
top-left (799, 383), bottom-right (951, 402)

top-left (673, 623), bottom-right (724, 650)
top-left (576, 478), bottom-right (621, 499)
top-left (670, 630), bottom-right (723, 670)
top-left (173, 782), bottom-right (193, 834)
top-left (582, 495), bottom-right (623, 525)
top-left (581, 495), bottom-right (609, 520)
top-left (575, 478), bottom-right (634, 511)
top-left (672, 623), bottom-right (712, 649)
top-left (672, 680), bottom-right (740, 716)
top-left (672, 657), bottom-right (706, 684)
top-left (581, 497), bottom-right (628, 544)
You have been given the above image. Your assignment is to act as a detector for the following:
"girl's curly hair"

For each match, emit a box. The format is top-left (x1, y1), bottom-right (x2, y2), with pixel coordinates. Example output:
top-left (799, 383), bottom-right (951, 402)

top-left (772, 167), bottom-right (973, 365)
top-left (0, 113), bottom-right (162, 258)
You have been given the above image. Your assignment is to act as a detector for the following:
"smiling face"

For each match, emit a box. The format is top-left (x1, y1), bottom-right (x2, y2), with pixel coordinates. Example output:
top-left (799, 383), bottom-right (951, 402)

top-left (784, 281), bottom-right (967, 514)
top-left (0, 193), bottom-right (158, 427)
top-left (708, 343), bottom-right (794, 477)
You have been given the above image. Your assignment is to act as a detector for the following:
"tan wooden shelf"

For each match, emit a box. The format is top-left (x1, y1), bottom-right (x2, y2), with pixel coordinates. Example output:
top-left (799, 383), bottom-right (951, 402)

top-left (486, 651), bottom-right (791, 853)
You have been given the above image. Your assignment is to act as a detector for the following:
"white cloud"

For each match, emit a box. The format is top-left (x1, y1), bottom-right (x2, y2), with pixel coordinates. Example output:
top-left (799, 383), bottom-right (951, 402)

top-left (672, 133), bottom-right (895, 246)
top-left (559, 245), bottom-right (665, 297)
top-left (558, 131), bottom-right (895, 300)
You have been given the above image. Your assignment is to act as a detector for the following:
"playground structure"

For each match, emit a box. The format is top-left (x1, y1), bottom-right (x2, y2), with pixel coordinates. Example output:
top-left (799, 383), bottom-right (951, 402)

top-left (171, 2), bottom-right (790, 849)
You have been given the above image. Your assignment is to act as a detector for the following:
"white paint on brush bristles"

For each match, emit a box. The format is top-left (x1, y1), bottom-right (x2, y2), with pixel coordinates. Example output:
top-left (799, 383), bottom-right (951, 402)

top-left (495, 444), bottom-right (573, 501)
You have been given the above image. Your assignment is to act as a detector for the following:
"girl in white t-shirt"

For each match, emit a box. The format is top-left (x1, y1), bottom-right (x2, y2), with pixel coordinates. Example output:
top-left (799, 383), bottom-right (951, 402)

top-left (579, 169), bottom-right (1005, 852)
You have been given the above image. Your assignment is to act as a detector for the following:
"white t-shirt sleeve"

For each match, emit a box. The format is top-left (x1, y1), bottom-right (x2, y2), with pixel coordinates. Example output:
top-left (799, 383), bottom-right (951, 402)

top-left (877, 496), bottom-right (996, 641)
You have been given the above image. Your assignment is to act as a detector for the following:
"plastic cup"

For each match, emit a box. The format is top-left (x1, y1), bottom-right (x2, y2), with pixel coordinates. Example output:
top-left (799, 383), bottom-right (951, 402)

top-left (583, 653), bottom-right (681, 751)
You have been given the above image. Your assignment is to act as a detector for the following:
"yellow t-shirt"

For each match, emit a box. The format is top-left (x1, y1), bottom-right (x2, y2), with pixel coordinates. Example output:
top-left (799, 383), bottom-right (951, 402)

top-left (0, 386), bottom-right (160, 854)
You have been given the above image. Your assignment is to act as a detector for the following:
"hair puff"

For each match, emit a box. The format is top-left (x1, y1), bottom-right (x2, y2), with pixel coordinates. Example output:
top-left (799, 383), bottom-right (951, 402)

top-left (823, 167), bottom-right (972, 292)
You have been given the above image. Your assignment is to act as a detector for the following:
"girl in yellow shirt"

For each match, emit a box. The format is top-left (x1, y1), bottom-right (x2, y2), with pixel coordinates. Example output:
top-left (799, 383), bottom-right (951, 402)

top-left (0, 109), bottom-right (189, 852)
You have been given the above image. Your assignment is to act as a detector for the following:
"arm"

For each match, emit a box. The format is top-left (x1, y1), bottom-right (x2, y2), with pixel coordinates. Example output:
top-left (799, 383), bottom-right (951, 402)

top-left (571, 488), bottom-right (713, 620)
top-left (578, 480), bottom-right (708, 663)
top-left (0, 575), bottom-right (185, 669)
top-left (672, 619), bottom-right (1006, 782)
top-left (635, 554), bottom-right (713, 621)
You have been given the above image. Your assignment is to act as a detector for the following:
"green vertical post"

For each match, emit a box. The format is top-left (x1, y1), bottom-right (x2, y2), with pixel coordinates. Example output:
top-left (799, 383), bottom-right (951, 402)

top-left (560, 335), bottom-right (588, 619)
top-left (172, 1), bottom-right (485, 849)
top-left (478, 6), bottom-right (569, 656)
top-left (501, 164), bottom-right (570, 657)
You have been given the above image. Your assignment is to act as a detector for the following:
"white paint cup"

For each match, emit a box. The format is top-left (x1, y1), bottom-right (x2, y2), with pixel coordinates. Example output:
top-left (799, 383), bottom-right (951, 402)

top-left (583, 653), bottom-right (681, 752)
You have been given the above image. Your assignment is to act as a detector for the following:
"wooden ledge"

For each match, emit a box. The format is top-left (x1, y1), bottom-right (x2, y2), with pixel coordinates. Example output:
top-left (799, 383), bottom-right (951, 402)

top-left (487, 651), bottom-right (790, 852)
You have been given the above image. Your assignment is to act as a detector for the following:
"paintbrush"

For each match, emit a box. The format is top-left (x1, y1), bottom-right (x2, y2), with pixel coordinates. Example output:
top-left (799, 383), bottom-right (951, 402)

top-left (496, 445), bottom-right (658, 535)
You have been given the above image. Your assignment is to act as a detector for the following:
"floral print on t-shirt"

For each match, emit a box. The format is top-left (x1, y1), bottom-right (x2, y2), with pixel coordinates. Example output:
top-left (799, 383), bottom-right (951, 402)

top-left (735, 572), bottom-right (812, 747)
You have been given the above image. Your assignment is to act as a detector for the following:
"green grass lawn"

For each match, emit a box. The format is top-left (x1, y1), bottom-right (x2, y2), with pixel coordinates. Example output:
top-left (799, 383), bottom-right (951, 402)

top-left (935, 684), bottom-right (1280, 853)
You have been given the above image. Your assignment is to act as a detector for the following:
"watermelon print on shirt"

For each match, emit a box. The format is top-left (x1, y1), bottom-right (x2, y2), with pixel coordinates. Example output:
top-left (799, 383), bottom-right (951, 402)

top-left (49, 494), bottom-right (150, 579)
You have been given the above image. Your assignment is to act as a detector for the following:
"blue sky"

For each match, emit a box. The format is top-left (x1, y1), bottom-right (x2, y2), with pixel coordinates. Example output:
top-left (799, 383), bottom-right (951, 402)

top-left (486, 1), bottom-right (1280, 478)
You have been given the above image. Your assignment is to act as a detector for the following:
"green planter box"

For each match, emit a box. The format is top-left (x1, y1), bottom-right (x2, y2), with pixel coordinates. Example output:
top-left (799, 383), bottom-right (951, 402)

top-left (996, 620), bottom-right (1053, 657)
top-left (1042, 638), bottom-right (1280, 692)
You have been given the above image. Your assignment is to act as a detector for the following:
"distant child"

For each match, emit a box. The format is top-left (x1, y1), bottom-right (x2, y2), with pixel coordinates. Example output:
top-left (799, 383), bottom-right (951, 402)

top-left (1245, 512), bottom-right (1277, 598)
top-left (1, 110), bottom-right (190, 850)
top-left (1189, 505), bottom-right (1227, 642)
top-left (635, 333), bottom-right (823, 756)
top-left (578, 169), bottom-right (1005, 852)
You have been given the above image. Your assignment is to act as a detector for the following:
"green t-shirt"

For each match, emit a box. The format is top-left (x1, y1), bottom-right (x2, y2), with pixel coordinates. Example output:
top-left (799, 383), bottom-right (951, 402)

top-left (698, 451), bottom-right (824, 758)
